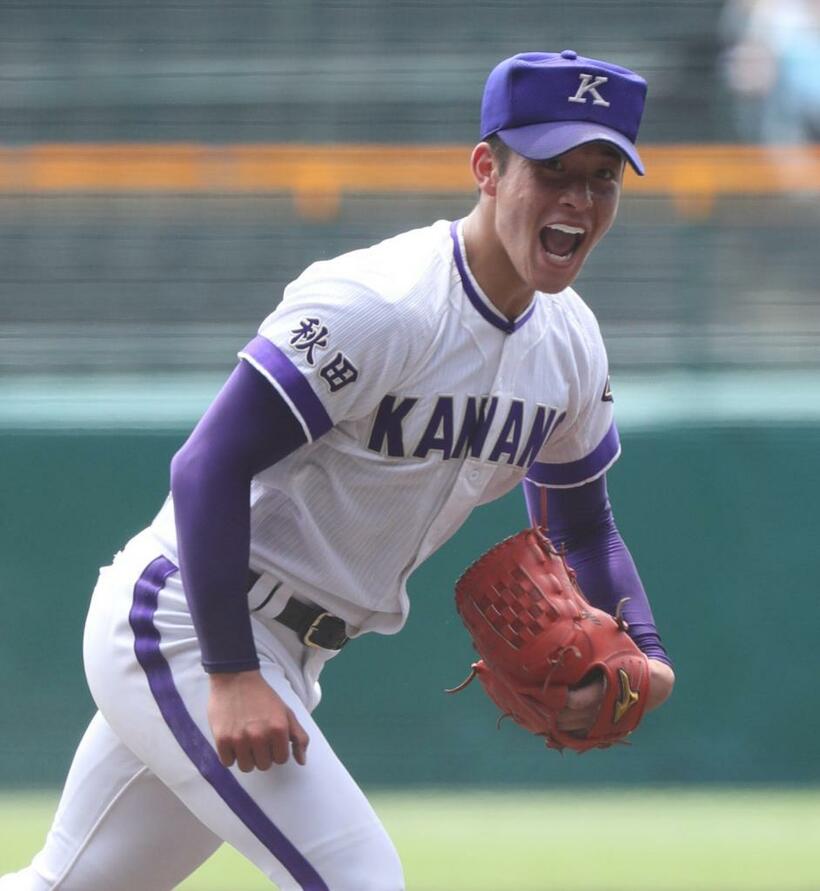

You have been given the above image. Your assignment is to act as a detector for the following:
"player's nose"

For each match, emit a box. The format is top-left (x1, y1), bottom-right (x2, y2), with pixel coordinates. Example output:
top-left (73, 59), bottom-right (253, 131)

top-left (557, 174), bottom-right (593, 210)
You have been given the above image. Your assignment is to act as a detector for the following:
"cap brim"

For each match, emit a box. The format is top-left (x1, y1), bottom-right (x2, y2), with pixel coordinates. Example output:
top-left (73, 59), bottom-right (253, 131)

top-left (496, 121), bottom-right (644, 175)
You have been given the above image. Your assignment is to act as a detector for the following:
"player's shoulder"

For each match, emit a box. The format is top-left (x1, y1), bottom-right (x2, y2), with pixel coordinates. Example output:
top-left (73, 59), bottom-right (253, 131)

top-left (545, 285), bottom-right (601, 330)
top-left (285, 220), bottom-right (453, 322)
top-left (530, 286), bottom-right (608, 383)
top-left (540, 284), bottom-right (605, 350)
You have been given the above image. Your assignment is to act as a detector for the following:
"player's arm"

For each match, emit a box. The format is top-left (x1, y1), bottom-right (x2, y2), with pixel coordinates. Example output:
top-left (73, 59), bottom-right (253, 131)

top-left (523, 475), bottom-right (675, 731)
top-left (170, 359), bottom-right (311, 771)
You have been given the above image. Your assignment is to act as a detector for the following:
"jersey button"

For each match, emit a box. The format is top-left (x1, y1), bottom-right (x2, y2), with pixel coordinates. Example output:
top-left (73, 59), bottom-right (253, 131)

top-left (560, 49), bottom-right (578, 60)
top-left (468, 469), bottom-right (480, 481)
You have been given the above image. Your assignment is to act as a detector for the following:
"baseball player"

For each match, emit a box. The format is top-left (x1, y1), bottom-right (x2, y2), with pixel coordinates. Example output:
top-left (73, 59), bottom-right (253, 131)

top-left (3, 50), bottom-right (674, 890)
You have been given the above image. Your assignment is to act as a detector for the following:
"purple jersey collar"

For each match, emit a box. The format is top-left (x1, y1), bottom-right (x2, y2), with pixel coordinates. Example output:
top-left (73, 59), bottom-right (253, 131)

top-left (450, 220), bottom-right (537, 335)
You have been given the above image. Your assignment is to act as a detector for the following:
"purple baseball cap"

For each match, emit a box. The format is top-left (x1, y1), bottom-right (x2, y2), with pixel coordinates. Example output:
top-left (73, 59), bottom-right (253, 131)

top-left (480, 50), bottom-right (648, 175)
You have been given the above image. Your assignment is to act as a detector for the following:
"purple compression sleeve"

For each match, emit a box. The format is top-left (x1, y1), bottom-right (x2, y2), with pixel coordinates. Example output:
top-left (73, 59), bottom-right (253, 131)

top-left (523, 476), bottom-right (671, 666)
top-left (171, 359), bottom-right (308, 672)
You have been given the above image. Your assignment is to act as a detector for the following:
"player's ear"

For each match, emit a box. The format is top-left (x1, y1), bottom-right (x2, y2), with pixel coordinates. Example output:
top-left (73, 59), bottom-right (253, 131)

top-left (471, 142), bottom-right (500, 198)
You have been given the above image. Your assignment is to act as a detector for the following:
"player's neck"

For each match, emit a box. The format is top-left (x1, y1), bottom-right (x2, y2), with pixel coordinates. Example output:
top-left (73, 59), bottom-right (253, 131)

top-left (461, 210), bottom-right (535, 322)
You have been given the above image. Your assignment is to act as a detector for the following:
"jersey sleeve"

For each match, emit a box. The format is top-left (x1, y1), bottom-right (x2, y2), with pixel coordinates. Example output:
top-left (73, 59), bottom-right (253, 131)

top-left (526, 307), bottom-right (620, 489)
top-left (238, 271), bottom-right (411, 442)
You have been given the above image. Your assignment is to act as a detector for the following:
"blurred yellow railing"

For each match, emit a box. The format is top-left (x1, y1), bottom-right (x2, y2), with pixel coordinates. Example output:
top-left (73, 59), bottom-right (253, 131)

top-left (0, 143), bottom-right (818, 218)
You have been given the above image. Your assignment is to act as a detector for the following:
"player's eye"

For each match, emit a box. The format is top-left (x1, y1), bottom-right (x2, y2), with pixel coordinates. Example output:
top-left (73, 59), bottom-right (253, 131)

top-left (540, 157), bottom-right (564, 172)
top-left (597, 167), bottom-right (616, 180)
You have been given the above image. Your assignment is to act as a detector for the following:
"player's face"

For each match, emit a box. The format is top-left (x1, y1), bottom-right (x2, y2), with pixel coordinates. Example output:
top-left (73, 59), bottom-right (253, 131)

top-left (492, 142), bottom-right (624, 295)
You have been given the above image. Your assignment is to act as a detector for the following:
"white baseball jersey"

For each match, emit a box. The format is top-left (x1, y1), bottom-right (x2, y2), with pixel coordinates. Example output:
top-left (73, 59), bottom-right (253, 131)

top-left (152, 218), bottom-right (619, 637)
top-left (14, 219), bottom-right (619, 891)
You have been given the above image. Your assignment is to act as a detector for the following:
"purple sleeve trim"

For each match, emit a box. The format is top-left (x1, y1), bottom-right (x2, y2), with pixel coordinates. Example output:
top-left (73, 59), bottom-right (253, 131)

top-left (526, 420), bottom-right (620, 487)
top-left (522, 475), bottom-right (672, 665)
top-left (239, 335), bottom-right (332, 442)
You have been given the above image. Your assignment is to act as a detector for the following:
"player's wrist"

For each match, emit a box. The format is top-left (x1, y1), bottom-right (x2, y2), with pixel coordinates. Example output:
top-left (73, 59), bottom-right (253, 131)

top-left (207, 668), bottom-right (263, 688)
top-left (646, 659), bottom-right (675, 712)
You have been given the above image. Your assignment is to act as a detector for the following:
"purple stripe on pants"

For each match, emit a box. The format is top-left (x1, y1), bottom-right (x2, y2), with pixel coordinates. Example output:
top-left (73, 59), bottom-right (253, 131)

top-left (128, 555), bottom-right (330, 891)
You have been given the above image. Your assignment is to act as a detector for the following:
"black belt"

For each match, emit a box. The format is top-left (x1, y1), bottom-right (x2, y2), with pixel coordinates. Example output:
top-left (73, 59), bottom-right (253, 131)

top-left (248, 571), bottom-right (349, 651)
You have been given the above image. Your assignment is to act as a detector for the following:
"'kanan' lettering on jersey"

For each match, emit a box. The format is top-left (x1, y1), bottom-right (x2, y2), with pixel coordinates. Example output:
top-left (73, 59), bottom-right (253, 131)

top-left (367, 394), bottom-right (566, 467)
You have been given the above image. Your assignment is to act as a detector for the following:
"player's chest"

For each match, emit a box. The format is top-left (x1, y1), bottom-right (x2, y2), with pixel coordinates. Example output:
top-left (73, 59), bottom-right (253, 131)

top-left (355, 326), bottom-right (574, 469)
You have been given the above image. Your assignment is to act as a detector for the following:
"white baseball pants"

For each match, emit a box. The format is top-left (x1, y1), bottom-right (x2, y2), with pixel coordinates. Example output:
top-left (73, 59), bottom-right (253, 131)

top-left (1, 529), bottom-right (404, 891)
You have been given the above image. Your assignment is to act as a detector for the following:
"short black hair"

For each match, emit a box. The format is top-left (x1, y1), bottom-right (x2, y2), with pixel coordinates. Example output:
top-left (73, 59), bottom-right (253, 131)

top-left (486, 133), bottom-right (511, 175)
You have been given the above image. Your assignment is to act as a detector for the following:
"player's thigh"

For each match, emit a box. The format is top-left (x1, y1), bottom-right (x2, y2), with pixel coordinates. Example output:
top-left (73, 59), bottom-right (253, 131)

top-left (84, 550), bottom-right (404, 891)
top-left (97, 653), bottom-right (402, 890)
top-left (3, 711), bottom-right (220, 891)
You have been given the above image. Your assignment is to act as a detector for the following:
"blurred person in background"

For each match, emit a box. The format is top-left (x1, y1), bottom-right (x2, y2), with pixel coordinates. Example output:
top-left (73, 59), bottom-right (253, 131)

top-left (721, 0), bottom-right (820, 143)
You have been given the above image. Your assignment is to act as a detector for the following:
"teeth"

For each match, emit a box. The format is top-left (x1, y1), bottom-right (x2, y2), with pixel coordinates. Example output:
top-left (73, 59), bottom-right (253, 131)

top-left (546, 223), bottom-right (585, 235)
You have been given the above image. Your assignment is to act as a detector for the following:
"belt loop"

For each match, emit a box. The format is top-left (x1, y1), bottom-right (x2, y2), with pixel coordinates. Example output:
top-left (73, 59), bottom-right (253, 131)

top-left (265, 583), bottom-right (294, 621)
top-left (248, 571), bottom-right (280, 612)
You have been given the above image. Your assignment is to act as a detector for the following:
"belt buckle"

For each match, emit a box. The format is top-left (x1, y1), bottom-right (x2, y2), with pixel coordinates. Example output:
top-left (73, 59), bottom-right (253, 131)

top-left (302, 611), bottom-right (334, 649)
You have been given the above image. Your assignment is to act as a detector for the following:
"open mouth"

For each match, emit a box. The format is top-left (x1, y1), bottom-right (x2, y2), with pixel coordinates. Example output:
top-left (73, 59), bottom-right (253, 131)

top-left (539, 224), bottom-right (586, 263)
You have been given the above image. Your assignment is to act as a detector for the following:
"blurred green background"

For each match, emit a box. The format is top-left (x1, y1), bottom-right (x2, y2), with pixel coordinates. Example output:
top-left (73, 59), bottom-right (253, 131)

top-left (1, 0), bottom-right (819, 887)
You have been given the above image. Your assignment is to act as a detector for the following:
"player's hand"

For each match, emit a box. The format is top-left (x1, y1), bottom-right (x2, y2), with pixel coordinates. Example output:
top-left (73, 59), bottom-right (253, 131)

top-left (207, 670), bottom-right (310, 772)
top-left (556, 672), bottom-right (605, 733)
top-left (556, 659), bottom-right (675, 734)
